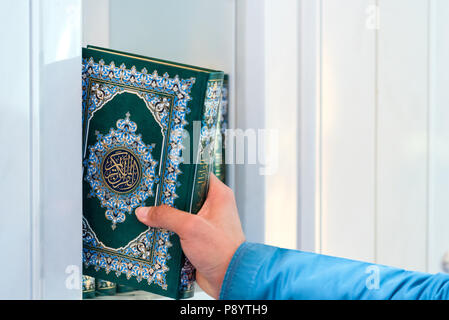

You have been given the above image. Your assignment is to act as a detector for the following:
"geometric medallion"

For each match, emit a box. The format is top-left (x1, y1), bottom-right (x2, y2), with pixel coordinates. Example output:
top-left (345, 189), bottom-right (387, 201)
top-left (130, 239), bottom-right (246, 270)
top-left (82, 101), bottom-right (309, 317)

top-left (102, 148), bottom-right (142, 194)
top-left (85, 112), bottom-right (158, 230)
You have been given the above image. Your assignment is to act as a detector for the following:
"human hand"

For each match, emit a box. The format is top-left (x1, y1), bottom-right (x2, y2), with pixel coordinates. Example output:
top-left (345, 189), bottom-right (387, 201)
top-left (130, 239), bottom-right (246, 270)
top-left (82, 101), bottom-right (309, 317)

top-left (135, 174), bottom-right (245, 299)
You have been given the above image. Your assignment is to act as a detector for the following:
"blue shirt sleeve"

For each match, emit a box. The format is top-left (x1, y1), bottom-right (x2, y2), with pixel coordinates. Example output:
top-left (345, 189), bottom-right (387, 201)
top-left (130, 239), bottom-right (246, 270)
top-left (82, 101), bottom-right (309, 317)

top-left (219, 242), bottom-right (449, 300)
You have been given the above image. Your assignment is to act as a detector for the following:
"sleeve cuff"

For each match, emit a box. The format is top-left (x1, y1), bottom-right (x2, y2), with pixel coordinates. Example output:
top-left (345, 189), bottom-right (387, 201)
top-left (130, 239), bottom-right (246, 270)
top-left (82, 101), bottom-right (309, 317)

top-left (219, 242), bottom-right (278, 300)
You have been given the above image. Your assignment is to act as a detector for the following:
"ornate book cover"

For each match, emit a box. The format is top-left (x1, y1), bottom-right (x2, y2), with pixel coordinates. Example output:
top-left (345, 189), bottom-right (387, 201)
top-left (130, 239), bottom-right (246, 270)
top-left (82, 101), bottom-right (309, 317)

top-left (82, 46), bottom-right (223, 299)
top-left (213, 74), bottom-right (229, 183)
top-left (95, 279), bottom-right (116, 296)
top-left (82, 276), bottom-right (95, 299)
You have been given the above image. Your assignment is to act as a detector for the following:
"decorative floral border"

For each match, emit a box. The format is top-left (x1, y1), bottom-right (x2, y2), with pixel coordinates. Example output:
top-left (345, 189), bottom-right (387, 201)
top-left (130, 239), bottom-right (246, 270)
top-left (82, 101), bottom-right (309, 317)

top-left (220, 78), bottom-right (229, 135)
top-left (212, 77), bottom-right (228, 180)
top-left (96, 279), bottom-right (116, 290)
top-left (82, 57), bottom-right (195, 290)
top-left (198, 81), bottom-right (223, 162)
top-left (82, 275), bottom-right (95, 293)
top-left (83, 217), bottom-right (172, 289)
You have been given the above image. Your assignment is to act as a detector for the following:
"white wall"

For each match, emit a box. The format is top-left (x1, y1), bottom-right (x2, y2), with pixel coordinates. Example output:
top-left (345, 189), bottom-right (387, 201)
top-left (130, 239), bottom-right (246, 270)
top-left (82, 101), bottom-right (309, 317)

top-left (0, 0), bottom-right (32, 299)
top-left (319, 0), bottom-right (449, 273)
top-left (82, 0), bottom-right (109, 47)
top-left (108, 0), bottom-right (235, 75)
top-left (235, 0), bottom-right (305, 249)
top-left (376, 0), bottom-right (429, 272)
top-left (428, 0), bottom-right (449, 274)
top-left (39, 0), bottom-right (82, 299)
top-left (234, 0), bottom-right (266, 244)
top-left (264, 0), bottom-right (299, 250)
top-left (320, 0), bottom-right (377, 262)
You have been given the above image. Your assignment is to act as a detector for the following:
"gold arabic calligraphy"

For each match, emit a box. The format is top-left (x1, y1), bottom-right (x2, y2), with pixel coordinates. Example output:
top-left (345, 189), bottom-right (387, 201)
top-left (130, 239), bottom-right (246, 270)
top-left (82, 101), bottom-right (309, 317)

top-left (102, 148), bottom-right (141, 193)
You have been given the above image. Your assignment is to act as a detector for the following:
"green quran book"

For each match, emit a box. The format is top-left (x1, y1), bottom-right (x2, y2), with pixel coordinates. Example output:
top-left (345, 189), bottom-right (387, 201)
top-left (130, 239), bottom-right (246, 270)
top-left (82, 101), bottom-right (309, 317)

top-left (82, 275), bottom-right (95, 299)
top-left (82, 46), bottom-right (224, 299)
top-left (95, 279), bottom-right (117, 296)
top-left (213, 74), bottom-right (229, 183)
top-left (116, 283), bottom-right (135, 294)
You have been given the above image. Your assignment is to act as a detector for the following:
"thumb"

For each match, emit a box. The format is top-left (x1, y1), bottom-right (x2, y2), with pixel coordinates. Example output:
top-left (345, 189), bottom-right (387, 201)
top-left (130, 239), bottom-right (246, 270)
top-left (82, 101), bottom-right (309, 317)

top-left (135, 204), bottom-right (194, 238)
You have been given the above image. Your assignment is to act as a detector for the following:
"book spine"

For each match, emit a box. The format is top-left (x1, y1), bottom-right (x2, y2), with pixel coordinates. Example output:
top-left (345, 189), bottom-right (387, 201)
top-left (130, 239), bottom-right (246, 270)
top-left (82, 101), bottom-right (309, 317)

top-left (213, 75), bottom-right (229, 183)
top-left (213, 114), bottom-right (224, 182)
top-left (82, 275), bottom-right (96, 299)
top-left (95, 278), bottom-right (117, 296)
top-left (178, 74), bottom-right (224, 299)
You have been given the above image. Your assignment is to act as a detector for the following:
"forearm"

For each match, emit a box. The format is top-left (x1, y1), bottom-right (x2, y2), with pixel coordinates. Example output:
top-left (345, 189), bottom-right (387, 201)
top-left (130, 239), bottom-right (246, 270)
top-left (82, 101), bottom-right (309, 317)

top-left (220, 242), bottom-right (449, 300)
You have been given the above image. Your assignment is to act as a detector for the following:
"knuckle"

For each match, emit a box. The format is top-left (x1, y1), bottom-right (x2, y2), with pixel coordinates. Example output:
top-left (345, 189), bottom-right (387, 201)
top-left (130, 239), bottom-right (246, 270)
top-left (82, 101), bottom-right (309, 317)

top-left (150, 206), bottom-right (165, 222)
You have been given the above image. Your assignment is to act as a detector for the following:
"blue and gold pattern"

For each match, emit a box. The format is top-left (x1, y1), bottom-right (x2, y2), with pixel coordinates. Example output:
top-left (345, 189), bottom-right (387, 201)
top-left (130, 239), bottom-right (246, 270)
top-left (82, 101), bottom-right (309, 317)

top-left (85, 113), bottom-right (158, 229)
top-left (95, 278), bottom-right (117, 296)
top-left (213, 76), bottom-right (228, 182)
top-left (82, 57), bottom-right (195, 207)
top-left (198, 81), bottom-right (222, 162)
top-left (179, 258), bottom-right (196, 293)
top-left (220, 78), bottom-right (229, 136)
top-left (82, 57), bottom-right (195, 291)
top-left (83, 217), bottom-right (172, 289)
top-left (82, 275), bottom-right (95, 299)
top-left (102, 148), bottom-right (141, 194)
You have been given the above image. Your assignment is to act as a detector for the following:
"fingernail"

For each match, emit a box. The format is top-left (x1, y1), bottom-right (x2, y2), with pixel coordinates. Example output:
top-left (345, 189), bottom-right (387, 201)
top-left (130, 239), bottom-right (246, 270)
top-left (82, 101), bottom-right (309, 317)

top-left (136, 207), bottom-right (146, 219)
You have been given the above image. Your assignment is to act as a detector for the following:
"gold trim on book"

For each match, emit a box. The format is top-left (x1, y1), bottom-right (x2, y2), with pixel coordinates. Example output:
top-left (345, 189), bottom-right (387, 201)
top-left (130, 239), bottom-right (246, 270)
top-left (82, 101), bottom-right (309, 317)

top-left (88, 47), bottom-right (220, 74)
top-left (92, 78), bottom-right (174, 98)
top-left (97, 285), bottom-right (116, 290)
top-left (84, 245), bottom-right (154, 265)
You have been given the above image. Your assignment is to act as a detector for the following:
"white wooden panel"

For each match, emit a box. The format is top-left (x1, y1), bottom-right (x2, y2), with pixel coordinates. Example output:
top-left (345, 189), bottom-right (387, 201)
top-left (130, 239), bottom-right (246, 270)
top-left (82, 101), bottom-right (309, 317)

top-left (298, 0), bottom-right (321, 252)
top-left (234, 0), bottom-right (266, 243)
top-left (21, 0), bottom-right (84, 299)
top-left (321, 0), bottom-right (376, 262)
top-left (39, 0), bottom-right (83, 299)
top-left (0, 0), bottom-right (32, 300)
top-left (264, 0), bottom-right (298, 250)
top-left (377, 0), bottom-right (429, 271)
top-left (428, 0), bottom-right (449, 274)
top-left (0, 0), bottom-right (83, 300)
